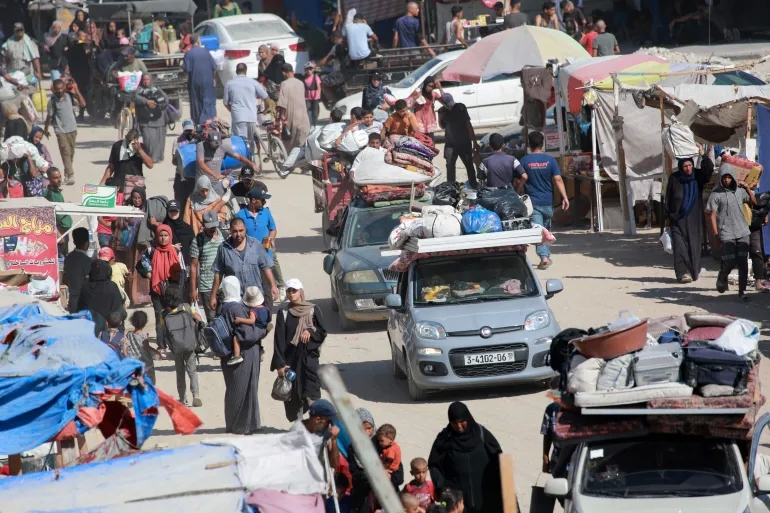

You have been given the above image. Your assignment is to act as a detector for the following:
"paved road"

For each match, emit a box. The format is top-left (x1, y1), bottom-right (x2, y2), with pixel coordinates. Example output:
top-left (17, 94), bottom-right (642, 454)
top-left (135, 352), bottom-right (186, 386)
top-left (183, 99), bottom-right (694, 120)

top-left (60, 99), bottom-right (770, 510)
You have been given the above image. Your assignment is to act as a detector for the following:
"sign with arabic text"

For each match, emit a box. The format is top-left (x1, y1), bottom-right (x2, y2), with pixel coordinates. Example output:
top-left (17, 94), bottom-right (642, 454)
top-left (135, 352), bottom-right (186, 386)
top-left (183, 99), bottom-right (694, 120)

top-left (0, 206), bottom-right (59, 298)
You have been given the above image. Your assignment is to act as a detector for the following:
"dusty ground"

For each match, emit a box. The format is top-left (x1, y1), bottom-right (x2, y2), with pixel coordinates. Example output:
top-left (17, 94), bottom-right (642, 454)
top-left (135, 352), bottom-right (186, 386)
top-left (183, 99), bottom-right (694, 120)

top-left (57, 99), bottom-right (770, 511)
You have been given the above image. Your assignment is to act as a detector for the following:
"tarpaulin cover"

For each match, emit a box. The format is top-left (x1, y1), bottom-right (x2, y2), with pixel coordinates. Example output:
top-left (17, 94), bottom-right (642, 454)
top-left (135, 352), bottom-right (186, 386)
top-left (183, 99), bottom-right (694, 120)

top-left (0, 303), bottom-right (160, 455)
top-left (87, 0), bottom-right (197, 20)
top-left (758, 104), bottom-right (770, 255)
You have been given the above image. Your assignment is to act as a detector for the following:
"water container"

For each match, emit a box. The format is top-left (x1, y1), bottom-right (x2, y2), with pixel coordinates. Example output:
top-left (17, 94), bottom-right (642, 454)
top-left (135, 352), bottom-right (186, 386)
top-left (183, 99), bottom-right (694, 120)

top-left (608, 310), bottom-right (640, 332)
top-left (179, 136), bottom-right (249, 178)
top-left (199, 34), bottom-right (219, 51)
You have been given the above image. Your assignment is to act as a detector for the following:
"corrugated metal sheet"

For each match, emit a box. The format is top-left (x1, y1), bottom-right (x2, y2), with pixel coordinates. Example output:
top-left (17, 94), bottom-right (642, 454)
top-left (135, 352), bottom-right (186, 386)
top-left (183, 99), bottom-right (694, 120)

top-left (345, 0), bottom-right (403, 24)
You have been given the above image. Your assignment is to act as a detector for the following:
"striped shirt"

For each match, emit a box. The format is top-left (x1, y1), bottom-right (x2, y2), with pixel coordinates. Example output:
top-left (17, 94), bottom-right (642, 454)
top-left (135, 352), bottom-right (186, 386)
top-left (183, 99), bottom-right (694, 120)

top-left (190, 229), bottom-right (223, 292)
top-left (212, 236), bottom-right (274, 292)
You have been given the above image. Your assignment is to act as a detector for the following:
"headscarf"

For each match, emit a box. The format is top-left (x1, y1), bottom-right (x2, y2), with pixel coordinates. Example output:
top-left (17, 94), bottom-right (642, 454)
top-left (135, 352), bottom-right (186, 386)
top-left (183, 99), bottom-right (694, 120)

top-left (150, 224), bottom-right (180, 295)
top-left (287, 286), bottom-right (315, 346)
top-left (434, 401), bottom-right (484, 453)
top-left (28, 126), bottom-right (44, 153)
top-left (362, 75), bottom-right (385, 112)
top-left (73, 10), bottom-right (88, 32)
top-left (357, 407), bottom-right (376, 432)
top-left (45, 21), bottom-right (63, 49)
top-left (674, 158), bottom-right (697, 220)
top-left (2, 102), bottom-right (29, 131)
top-left (192, 175), bottom-right (221, 211)
top-left (164, 212), bottom-right (195, 262)
top-left (80, 260), bottom-right (123, 318)
top-left (222, 275), bottom-right (242, 303)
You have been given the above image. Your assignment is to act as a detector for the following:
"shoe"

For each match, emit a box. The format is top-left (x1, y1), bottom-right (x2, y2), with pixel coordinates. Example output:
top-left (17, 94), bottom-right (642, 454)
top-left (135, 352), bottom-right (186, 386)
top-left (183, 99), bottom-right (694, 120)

top-left (64, 177), bottom-right (76, 186)
top-left (279, 287), bottom-right (287, 302)
top-left (180, 396), bottom-right (189, 406)
top-left (716, 272), bottom-right (728, 294)
top-left (680, 274), bottom-right (693, 284)
top-left (192, 396), bottom-right (203, 407)
top-left (227, 354), bottom-right (244, 366)
top-left (739, 294), bottom-right (750, 302)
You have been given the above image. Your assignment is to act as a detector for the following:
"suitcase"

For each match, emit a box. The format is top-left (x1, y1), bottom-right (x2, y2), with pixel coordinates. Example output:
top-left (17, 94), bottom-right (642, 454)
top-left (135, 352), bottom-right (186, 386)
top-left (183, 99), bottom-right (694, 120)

top-left (633, 342), bottom-right (683, 386)
top-left (684, 345), bottom-right (753, 393)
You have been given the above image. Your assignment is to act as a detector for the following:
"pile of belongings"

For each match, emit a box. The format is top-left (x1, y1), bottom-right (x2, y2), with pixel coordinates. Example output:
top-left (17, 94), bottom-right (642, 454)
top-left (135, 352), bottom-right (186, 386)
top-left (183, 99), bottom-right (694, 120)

top-left (550, 311), bottom-right (764, 439)
top-left (350, 134), bottom-right (441, 204)
top-left (433, 184), bottom-right (534, 230)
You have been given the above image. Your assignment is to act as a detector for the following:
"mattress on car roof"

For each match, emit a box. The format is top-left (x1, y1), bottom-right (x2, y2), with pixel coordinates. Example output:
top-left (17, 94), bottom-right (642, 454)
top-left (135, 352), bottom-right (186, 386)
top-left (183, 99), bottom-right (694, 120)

top-left (574, 382), bottom-right (694, 408)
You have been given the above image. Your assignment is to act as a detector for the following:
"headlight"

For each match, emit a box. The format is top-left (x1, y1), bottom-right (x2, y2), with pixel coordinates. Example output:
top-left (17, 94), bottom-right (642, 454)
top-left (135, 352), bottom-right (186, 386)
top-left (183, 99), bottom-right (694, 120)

top-left (525, 310), bottom-right (551, 331)
top-left (414, 321), bottom-right (447, 340)
top-left (343, 270), bottom-right (380, 283)
top-left (418, 347), bottom-right (442, 355)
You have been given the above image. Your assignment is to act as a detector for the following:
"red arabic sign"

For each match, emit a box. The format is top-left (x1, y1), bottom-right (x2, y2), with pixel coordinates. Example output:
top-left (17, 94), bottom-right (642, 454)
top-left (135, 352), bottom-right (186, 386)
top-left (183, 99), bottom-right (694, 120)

top-left (0, 206), bottom-right (59, 297)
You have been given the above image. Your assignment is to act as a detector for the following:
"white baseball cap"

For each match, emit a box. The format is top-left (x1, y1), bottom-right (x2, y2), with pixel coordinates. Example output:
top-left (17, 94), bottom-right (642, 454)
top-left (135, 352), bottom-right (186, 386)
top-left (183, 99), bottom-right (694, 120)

top-left (285, 278), bottom-right (303, 291)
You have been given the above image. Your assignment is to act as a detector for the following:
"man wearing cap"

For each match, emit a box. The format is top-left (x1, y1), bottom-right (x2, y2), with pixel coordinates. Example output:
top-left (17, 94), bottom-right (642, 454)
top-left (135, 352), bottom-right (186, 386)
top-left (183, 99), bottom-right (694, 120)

top-left (101, 128), bottom-right (154, 188)
top-left (116, 46), bottom-right (149, 75)
top-left (1, 23), bottom-right (41, 82)
top-left (438, 92), bottom-right (480, 189)
top-left (172, 120), bottom-right (197, 212)
top-left (196, 130), bottom-right (257, 182)
top-left (290, 398), bottom-right (340, 468)
top-left (231, 165), bottom-right (267, 208)
top-left (277, 63), bottom-right (311, 152)
top-left (189, 210), bottom-right (224, 322)
top-left (224, 62), bottom-right (268, 156)
top-left (210, 217), bottom-right (279, 314)
top-left (183, 34), bottom-right (218, 124)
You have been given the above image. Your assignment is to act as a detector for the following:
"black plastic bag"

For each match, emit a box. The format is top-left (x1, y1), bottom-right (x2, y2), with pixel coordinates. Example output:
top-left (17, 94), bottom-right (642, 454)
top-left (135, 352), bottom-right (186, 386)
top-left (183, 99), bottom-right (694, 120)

top-left (433, 182), bottom-right (462, 207)
top-left (271, 375), bottom-right (293, 402)
top-left (477, 187), bottom-right (527, 220)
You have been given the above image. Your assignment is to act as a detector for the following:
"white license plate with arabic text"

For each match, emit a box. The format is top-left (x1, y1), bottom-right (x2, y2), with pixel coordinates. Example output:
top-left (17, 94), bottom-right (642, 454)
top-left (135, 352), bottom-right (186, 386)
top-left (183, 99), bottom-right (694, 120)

top-left (464, 351), bottom-right (515, 366)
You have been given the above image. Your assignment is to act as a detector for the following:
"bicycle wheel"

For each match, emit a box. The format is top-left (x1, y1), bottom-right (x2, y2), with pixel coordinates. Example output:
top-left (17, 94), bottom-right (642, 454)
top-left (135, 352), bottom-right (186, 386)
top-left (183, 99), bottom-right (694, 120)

top-left (267, 134), bottom-right (288, 178)
top-left (118, 107), bottom-right (133, 139)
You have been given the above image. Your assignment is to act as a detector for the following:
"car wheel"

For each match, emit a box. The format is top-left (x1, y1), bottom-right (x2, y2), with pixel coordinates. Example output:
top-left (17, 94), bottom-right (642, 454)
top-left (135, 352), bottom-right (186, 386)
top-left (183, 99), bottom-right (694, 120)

top-left (406, 356), bottom-right (426, 401)
top-left (338, 307), bottom-right (356, 331)
top-left (390, 337), bottom-right (406, 380)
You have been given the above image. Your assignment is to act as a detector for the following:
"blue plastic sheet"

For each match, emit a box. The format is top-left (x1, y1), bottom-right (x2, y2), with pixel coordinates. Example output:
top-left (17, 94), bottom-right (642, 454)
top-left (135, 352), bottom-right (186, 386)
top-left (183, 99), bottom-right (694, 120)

top-left (461, 206), bottom-right (503, 234)
top-left (180, 136), bottom-right (249, 178)
top-left (0, 304), bottom-right (159, 455)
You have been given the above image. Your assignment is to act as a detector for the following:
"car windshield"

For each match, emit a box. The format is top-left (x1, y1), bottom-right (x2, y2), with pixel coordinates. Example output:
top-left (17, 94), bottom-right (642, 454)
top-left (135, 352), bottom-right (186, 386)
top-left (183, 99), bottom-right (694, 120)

top-left (581, 437), bottom-right (743, 498)
top-left (226, 21), bottom-right (293, 41)
top-left (393, 57), bottom-right (443, 89)
top-left (345, 208), bottom-right (408, 248)
top-left (413, 253), bottom-right (538, 305)
top-left (713, 70), bottom-right (765, 86)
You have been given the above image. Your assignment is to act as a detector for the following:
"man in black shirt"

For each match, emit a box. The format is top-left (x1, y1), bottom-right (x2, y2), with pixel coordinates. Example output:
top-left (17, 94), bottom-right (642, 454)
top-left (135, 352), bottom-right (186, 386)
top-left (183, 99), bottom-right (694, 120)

top-left (231, 165), bottom-right (268, 209)
top-left (100, 128), bottom-right (154, 188)
top-left (481, 133), bottom-right (527, 188)
top-left (437, 93), bottom-right (479, 189)
top-left (63, 227), bottom-right (92, 313)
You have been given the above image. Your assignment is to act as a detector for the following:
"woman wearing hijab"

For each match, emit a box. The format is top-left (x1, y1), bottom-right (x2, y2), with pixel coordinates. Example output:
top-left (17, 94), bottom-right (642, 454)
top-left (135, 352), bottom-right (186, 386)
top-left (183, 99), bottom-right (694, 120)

top-left (184, 175), bottom-right (230, 235)
top-left (271, 278), bottom-right (327, 422)
top-left (72, 10), bottom-right (88, 33)
top-left (86, 21), bottom-right (101, 48)
top-left (158, 200), bottom-right (195, 267)
top-left (44, 21), bottom-right (67, 77)
top-left (405, 76), bottom-right (442, 139)
top-left (140, 223), bottom-right (186, 353)
top-left (29, 126), bottom-right (53, 166)
top-left (361, 72), bottom-right (392, 122)
top-left (78, 259), bottom-right (125, 335)
top-left (219, 275), bottom-right (267, 434)
top-left (134, 74), bottom-right (169, 162)
top-left (101, 21), bottom-right (120, 51)
top-left (664, 153), bottom-right (714, 283)
top-left (428, 402), bottom-right (503, 513)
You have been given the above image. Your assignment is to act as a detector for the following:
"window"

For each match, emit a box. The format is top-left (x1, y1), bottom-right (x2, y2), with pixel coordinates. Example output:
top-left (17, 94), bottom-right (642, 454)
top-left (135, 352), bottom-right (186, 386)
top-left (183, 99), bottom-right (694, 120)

top-left (393, 58), bottom-right (442, 89)
top-left (482, 72), bottom-right (519, 84)
top-left (344, 207), bottom-right (409, 248)
top-left (225, 20), bottom-right (294, 42)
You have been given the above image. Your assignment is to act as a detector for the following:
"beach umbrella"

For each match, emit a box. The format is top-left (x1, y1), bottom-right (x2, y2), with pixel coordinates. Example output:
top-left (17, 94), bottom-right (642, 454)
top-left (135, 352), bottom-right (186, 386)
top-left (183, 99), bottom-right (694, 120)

top-left (441, 25), bottom-right (591, 83)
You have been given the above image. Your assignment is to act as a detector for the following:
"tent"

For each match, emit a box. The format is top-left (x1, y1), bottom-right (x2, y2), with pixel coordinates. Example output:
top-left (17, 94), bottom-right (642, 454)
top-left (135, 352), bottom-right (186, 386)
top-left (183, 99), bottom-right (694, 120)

top-left (86, 0), bottom-right (197, 20)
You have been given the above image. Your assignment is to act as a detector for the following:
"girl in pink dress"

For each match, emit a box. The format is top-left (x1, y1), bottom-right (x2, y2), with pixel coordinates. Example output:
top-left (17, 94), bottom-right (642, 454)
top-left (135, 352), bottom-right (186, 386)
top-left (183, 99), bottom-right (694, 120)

top-left (405, 76), bottom-right (443, 140)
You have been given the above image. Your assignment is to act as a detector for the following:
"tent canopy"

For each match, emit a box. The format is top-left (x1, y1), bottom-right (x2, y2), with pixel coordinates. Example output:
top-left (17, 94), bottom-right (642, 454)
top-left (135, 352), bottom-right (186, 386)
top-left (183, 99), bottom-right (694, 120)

top-left (0, 197), bottom-right (145, 218)
top-left (87, 0), bottom-right (197, 20)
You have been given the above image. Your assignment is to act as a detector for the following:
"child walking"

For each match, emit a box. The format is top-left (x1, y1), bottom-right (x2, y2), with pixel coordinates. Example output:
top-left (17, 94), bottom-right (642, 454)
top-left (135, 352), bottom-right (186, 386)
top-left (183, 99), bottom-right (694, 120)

top-left (99, 310), bottom-right (126, 356)
top-left (228, 285), bottom-right (273, 365)
top-left (304, 62), bottom-right (322, 127)
top-left (162, 282), bottom-right (203, 407)
top-left (123, 310), bottom-right (161, 384)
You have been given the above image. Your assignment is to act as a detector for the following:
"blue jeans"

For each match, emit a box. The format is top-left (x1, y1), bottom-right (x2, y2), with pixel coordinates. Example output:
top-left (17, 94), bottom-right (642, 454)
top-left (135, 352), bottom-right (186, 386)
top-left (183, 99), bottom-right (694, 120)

top-left (530, 205), bottom-right (553, 260)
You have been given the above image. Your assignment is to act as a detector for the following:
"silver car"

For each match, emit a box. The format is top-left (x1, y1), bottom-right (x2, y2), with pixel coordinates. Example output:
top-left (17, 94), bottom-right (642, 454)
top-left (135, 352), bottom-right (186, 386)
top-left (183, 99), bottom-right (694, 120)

top-left (385, 249), bottom-right (563, 400)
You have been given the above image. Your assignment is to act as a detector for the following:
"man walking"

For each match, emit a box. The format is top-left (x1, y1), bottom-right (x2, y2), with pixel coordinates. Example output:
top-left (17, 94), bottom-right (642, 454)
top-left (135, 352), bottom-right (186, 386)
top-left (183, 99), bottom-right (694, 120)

top-left (519, 131), bottom-right (569, 270)
top-left (210, 217), bottom-right (279, 314)
top-left (393, 2), bottom-right (434, 56)
top-left (437, 93), bottom-right (479, 189)
top-left (592, 20), bottom-right (619, 57)
top-left (276, 63), bottom-right (311, 153)
top-left (44, 78), bottom-right (85, 185)
top-left (189, 211), bottom-right (224, 322)
top-left (224, 62), bottom-right (268, 155)
top-left (63, 227), bottom-right (92, 314)
top-left (183, 34), bottom-right (218, 124)
top-left (481, 133), bottom-right (526, 188)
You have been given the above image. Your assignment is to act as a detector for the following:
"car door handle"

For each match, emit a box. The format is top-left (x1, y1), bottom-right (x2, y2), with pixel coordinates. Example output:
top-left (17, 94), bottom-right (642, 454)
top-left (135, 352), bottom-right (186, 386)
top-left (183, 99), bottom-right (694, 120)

top-left (462, 90), bottom-right (474, 95)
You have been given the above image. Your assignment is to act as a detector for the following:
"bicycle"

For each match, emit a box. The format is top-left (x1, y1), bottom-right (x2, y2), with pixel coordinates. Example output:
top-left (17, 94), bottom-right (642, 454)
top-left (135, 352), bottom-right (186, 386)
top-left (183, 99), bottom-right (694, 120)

top-left (252, 117), bottom-right (289, 178)
top-left (115, 91), bottom-right (136, 139)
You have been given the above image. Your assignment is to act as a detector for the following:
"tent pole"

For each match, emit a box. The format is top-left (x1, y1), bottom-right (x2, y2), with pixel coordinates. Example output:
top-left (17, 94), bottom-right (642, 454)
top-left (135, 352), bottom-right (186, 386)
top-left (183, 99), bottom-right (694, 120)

top-left (612, 78), bottom-right (635, 235)
top-left (591, 106), bottom-right (602, 232)
top-left (659, 89), bottom-right (671, 234)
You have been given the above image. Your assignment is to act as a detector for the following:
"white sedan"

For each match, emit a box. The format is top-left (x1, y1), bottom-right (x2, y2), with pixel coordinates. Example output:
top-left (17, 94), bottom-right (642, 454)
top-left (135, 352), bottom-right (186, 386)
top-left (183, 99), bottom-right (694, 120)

top-left (333, 50), bottom-right (523, 128)
top-left (194, 14), bottom-right (310, 90)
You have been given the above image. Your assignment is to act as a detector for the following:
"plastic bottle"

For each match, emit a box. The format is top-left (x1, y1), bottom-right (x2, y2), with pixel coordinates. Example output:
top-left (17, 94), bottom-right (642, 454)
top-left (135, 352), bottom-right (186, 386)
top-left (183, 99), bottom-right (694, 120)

top-left (285, 369), bottom-right (296, 382)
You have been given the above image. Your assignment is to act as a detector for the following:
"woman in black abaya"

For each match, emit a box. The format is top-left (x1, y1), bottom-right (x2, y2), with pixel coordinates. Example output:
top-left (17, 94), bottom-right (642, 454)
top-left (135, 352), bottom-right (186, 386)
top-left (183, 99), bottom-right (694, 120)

top-left (664, 155), bottom-right (714, 283)
top-left (428, 402), bottom-right (503, 513)
top-left (77, 259), bottom-right (125, 335)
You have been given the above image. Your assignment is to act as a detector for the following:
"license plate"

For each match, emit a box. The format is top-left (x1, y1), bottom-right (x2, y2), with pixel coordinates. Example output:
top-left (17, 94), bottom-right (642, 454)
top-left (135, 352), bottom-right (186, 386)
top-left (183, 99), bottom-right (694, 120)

top-left (464, 351), bottom-right (515, 366)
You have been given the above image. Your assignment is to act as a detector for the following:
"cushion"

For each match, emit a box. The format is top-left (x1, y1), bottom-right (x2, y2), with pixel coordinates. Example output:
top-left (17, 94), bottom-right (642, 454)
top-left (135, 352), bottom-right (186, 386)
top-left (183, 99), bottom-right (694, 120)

top-left (684, 325), bottom-right (725, 344)
top-left (685, 312), bottom-right (736, 328)
top-left (574, 382), bottom-right (694, 408)
top-left (567, 355), bottom-right (605, 394)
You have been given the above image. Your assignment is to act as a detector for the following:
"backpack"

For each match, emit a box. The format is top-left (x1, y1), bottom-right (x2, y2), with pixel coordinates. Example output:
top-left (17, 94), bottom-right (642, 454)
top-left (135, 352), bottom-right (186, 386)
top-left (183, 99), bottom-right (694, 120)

top-left (549, 328), bottom-right (588, 372)
top-left (99, 329), bottom-right (125, 357)
top-left (135, 25), bottom-right (154, 54)
top-left (163, 305), bottom-right (198, 354)
top-left (201, 315), bottom-right (233, 358)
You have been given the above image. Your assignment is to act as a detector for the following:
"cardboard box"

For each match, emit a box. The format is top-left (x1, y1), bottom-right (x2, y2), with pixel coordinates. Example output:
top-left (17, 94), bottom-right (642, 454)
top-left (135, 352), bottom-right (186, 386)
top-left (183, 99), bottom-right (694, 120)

top-left (82, 185), bottom-right (117, 208)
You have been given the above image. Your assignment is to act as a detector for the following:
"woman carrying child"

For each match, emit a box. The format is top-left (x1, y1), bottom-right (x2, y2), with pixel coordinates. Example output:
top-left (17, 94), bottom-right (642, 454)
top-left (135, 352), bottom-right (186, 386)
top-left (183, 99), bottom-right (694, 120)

top-left (219, 276), bottom-right (268, 434)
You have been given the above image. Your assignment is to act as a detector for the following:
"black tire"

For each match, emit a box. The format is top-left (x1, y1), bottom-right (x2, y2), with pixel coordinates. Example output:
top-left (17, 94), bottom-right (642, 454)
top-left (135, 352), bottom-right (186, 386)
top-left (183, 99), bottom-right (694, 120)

top-left (337, 307), bottom-right (356, 332)
top-left (391, 338), bottom-right (406, 380)
top-left (406, 356), bottom-right (427, 401)
top-left (268, 134), bottom-right (289, 177)
top-left (321, 214), bottom-right (332, 249)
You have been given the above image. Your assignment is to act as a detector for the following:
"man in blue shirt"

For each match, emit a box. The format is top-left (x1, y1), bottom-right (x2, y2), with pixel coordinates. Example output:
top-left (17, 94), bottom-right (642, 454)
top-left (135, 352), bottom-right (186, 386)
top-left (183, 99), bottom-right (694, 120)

top-left (393, 2), bottom-right (434, 56)
top-left (519, 131), bottom-right (569, 270)
top-left (346, 13), bottom-right (377, 62)
top-left (235, 188), bottom-right (277, 257)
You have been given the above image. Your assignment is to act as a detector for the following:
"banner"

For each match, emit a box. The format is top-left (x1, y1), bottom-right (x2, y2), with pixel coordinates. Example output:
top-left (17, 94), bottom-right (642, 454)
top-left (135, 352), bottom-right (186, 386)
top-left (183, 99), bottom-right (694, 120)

top-left (757, 105), bottom-right (770, 255)
top-left (0, 206), bottom-right (59, 298)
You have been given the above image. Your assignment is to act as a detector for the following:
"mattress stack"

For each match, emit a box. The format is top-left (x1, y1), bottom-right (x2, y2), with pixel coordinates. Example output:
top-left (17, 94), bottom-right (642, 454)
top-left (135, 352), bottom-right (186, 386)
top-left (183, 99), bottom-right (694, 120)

top-left (384, 134), bottom-right (440, 176)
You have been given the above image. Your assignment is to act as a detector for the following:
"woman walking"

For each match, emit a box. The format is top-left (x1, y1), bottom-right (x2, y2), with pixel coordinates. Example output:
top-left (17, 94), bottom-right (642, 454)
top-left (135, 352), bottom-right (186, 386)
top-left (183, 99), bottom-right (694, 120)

top-left (405, 76), bottom-right (442, 140)
top-left (44, 21), bottom-right (67, 78)
top-left (77, 259), bottom-right (125, 335)
top-left (185, 175), bottom-right (230, 234)
top-left (664, 155), bottom-right (714, 283)
top-left (219, 276), bottom-right (265, 434)
top-left (271, 278), bottom-right (327, 422)
top-left (134, 74), bottom-right (169, 162)
top-left (428, 402), bottom-right (503, 513)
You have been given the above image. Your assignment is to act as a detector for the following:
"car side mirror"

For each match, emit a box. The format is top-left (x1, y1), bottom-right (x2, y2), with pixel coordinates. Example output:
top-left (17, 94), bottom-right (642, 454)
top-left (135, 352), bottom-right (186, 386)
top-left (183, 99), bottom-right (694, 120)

top-left (544, 477), bottom-right (570, 498)
top-left (384, 294), bottom-right (402, 309)
top-left (759, 475), bottom-right (770, 493)
top-left (323, 254), bottom-right (335, 275)
top-left (545, 279), bottom-right (564, 299)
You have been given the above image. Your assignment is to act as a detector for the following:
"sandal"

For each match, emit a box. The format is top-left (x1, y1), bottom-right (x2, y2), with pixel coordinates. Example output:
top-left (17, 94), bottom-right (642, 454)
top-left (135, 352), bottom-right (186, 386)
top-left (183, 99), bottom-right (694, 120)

top-left (537, 260), bottom-right (552, 270)
top-left (680, 274), bottom-right (693, 284)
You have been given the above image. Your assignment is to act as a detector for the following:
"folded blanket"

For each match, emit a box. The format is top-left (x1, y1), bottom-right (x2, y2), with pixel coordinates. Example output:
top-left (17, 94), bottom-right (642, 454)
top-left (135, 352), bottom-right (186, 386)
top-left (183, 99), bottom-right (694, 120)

top-left (395, 146), bottom-right (436, 162)
top-left (388, 134), bottom-right (439, 159)
top-left (360, 184), bottom-right (425, 203)
top-left (386, 150), bottom-right (435, 175)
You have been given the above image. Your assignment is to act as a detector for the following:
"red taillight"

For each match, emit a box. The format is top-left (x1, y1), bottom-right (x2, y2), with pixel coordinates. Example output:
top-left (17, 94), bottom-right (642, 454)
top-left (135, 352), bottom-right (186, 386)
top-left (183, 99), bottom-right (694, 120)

top-left (288, 42), bottom-right (307, 52)
top-left (224, 49), bottom-right (250, 60)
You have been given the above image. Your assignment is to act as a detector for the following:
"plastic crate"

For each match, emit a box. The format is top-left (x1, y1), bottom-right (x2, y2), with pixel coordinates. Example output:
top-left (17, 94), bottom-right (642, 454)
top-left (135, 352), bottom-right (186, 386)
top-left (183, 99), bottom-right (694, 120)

top-left (501, 218), bottom-right (532, 231)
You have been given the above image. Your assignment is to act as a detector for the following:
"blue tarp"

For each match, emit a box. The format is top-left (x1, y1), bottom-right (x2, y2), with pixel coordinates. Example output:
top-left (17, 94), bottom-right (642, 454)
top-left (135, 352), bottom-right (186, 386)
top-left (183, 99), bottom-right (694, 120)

top-left (757, 105), bottom-right (770, 255)
top-left (0, 303), bottom-right (160, 455)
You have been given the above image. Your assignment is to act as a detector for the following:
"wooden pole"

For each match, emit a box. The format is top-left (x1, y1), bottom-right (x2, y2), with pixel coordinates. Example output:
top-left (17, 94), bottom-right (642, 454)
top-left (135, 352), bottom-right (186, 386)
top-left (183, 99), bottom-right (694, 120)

top-left (500, 453), bottom-right (518, 513)
top-left (612, 78), bottom-right (635, 235)
top-left (591, 106), bottom-right (600, 232)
